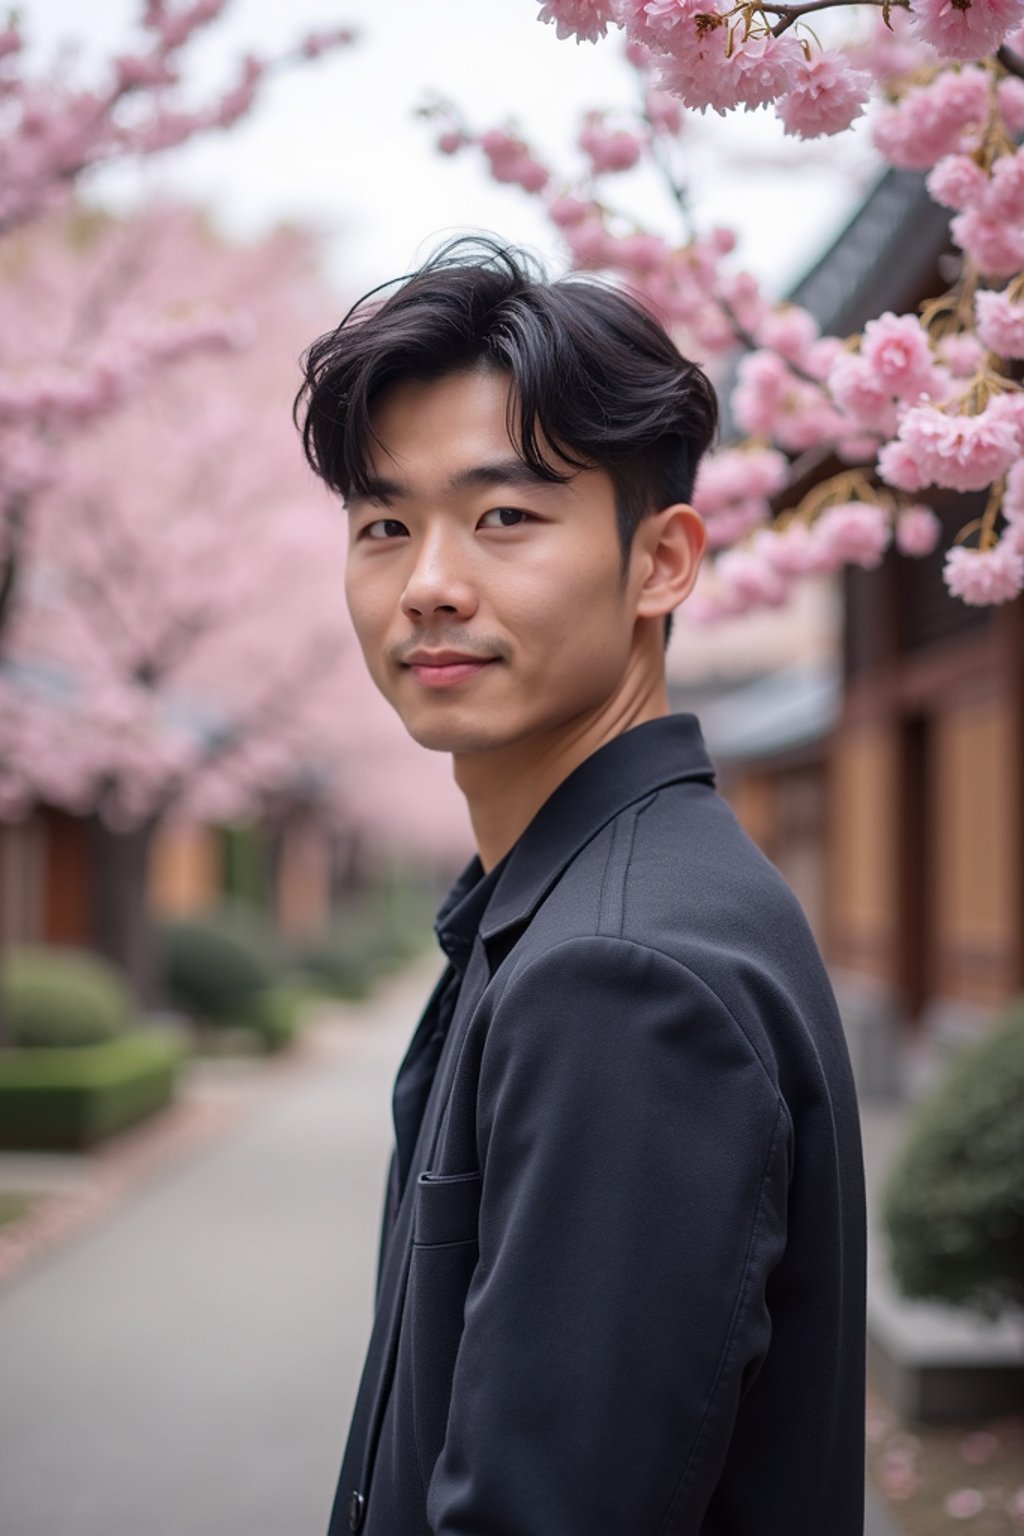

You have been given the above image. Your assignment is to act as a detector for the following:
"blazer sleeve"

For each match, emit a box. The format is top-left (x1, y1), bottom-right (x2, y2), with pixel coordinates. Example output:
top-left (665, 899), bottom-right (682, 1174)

top-left (426, 935), bottom-right (791, 1536)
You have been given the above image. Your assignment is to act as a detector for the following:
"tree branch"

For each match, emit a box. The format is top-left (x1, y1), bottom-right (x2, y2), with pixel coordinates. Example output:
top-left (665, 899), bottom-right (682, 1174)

top-left (997, 43), bottom-right (1024, 81)
top-left (766, 0), bottom-right (907, 38)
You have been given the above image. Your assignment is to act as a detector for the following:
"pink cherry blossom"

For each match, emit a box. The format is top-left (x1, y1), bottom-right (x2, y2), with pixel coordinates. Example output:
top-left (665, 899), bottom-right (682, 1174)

top-left (717, 269), bottom-right (770, 333)
top-left (806, 334), bottom-right (845, 379)
top-left (693, 446), bottom-right (789, 514)
top-left (732, 349), bottom-right (793, 437)
top-left (757, 519), bottom-right (823, 575)
top-left (812, 501), bottom-right (892, 569)
top-left (563, 212), bottom-right (615, 267)
top-left (983, 147), bottom-right (1024, 218)
top-left (896, 504), bottom-right (943, 555)
top-left (926, 153), bottom-right (988, 209)
top-left (846, 5), bottom-right (939, 84)
top-left (910, 0), bottom-right (1024, 61)
top-left (755, 303), bottom-right (820, 366)
top-left (655, 20), bottom-right (738, 115)
top-left (1005, 459), bottom-right (1024, 519)
top-left (860, 311), bottom-right (938, 398)
top-left (894, 399), bottom-right (1021, 491)
top-left (936, 331), bottom-right (986, 375)
top-left (605, 231), bottom-right (671, 273)
top-left (872, 66), bottom-right (989, 170)
top-left (579, 116), bottom-right (644, 172)
top-left (715, 543), bottom-right (792, 608)
top-left (729, 34), bottom-right (804, 112)
top-left (733, 350), bottom-right (847, 451)
top-left (537, 0), bottom-right (619, 43)
top-left (828, 351), bottom-right (900, 434)
top-left (644, 85), bottom-right (684, 134)
top-left (838, 431), bottom-right (886, 463)
top-left (480, 129), bottom-right (550, 193)
top-left (702, 500), bottom-right (771, 549)
top-left (877, 438), bottom-right (932, 492)
top-left (975, 286), bottom-right (1024, 356)
top-left (621, 0), bottom-right (702, 51)
top-left (547, 194), bottom-right (594, 227)
top-left (997, 74), bottom-right (1024, 133)
top-left (951, 206), bottom-right (1024, 277)
top-left (989, 391), bottom-right (1024, 453)
top-left (944, 540), bottom-right (1024, 603)
top-left (775, 50), bottom-right (872, 138)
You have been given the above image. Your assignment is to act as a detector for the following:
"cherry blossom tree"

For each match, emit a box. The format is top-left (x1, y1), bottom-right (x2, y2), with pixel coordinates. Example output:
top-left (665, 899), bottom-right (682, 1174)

top-left (0, 2), bottom-right (354, 645)
top-left (0, 205), bottom-right (469, 1002)
top-left (425, 0), bottom-right (1024, 617)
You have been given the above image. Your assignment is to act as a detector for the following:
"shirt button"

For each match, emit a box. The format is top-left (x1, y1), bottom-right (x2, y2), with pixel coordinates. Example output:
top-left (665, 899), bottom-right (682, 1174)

top-left (348, 1490), bottom-right (366, 1531)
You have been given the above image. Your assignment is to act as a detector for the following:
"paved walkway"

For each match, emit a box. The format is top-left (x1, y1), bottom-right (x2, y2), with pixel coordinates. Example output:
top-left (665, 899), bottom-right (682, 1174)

top-left (0, 958), bottom-right (900, 1536)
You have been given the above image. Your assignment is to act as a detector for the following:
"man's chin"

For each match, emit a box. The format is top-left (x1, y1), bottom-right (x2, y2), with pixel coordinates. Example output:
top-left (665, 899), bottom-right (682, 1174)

top-left (399, 715), bottom-right (504, 756)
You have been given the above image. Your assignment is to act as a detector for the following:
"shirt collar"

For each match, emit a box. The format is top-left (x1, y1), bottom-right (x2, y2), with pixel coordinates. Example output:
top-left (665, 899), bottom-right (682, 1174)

top-left (434, 712), bottom-right (715, 961)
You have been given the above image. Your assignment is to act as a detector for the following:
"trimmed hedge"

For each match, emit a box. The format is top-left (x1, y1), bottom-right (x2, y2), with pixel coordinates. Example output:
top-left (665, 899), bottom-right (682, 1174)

top-left (883, 999), bottom-right (1024, 1317)
top-left (287, 929), bottom-right (375, 1000)
top-left (157, 904), bottom-right (278, 1023)
top-left (288, 895), bottom-right (435, 999)
top-left (1, 946), bottom-right (132, 1048)
top-left (238, 985), bottom-right (306, 1054)
top-left (0, 1031), bottom-right (184, 1149)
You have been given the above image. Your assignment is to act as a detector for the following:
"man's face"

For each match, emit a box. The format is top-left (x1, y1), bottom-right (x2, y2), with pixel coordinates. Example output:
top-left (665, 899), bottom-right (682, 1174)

top-left (343, 368), bottom-right (647, 760)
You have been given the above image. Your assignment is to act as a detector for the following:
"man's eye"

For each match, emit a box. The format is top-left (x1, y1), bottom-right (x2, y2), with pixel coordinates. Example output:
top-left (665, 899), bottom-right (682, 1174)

top-left (362, 518), bottom-right (408, 540)
top-left (479, 507), bottom-right (532, 529)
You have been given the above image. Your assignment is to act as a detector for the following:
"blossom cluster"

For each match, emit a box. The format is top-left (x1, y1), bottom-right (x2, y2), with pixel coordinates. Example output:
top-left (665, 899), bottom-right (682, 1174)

top-left (0, 206), bottom-right (468, 855)
top-left (0, 7), bottom-right (354, 235)
top-left (0, 4), bottom-right (355, 648)
top-left (424, 1), bottom-right (1024, 613)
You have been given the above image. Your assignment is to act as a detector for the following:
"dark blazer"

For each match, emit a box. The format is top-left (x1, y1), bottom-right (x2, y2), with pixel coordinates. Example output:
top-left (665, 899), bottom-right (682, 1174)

top-left (329, 713), bottom-right (867, 1536)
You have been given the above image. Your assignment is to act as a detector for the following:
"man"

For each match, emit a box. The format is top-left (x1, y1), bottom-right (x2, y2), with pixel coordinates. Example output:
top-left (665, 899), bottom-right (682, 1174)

top-left (296, 238), bottom-right (866, 1536)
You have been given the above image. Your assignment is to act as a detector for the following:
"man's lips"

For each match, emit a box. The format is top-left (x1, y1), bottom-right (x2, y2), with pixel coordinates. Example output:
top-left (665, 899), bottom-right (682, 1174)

top-left (401, 653), bottom-right (501, 689)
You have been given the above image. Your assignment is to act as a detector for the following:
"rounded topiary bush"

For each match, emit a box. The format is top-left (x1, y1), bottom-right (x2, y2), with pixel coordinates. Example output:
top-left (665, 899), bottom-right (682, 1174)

top-left (0, 946), bottom-right (133, 1048)
top-left (157, 904), bottom-right (278, 1024)
top-left (287, 926), bottom-right (377, 999)
top-left (883, 998), bottom-right (1024, 1316)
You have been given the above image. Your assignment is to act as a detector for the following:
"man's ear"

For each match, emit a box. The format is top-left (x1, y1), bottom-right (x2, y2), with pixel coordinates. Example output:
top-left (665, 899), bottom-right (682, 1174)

top-left (633, 504), bottom-right (707, 620)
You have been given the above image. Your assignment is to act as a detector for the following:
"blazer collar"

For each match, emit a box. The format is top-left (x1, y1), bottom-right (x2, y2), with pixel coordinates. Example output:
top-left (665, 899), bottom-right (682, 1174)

top-left (467, 711), bottom-right (715, 946)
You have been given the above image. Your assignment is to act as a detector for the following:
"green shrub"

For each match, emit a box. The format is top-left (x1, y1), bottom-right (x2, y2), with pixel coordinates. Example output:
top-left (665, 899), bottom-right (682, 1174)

top-left (0, 946), bottom-right (133, 1048)
top-left (287, 927), bottom-right (375, 999)
top-left (883, 999), bottom-right (1024, 1316)
top-left (287, 895), bottom-right (435, 999)
top-left (157, 904), bottom-right (278, 1023)
top-left (234, 984), bottom-right (307, 1054)
top-left (0, 1030), bottom-right (184, 1148)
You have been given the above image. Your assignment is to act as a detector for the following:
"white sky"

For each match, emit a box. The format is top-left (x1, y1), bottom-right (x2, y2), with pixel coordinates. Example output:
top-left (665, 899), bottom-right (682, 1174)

top-left (24, 0), bottom-right (883, 303)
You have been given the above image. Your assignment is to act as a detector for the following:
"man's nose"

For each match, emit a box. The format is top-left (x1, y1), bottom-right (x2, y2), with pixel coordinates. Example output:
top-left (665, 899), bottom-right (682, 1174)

top-left (400, 529), bottom-right (478, 621)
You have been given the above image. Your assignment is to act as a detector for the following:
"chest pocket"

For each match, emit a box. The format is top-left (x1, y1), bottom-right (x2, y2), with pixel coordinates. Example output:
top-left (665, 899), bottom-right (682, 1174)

top-left (407, 1169), bottom-right (482, 1495)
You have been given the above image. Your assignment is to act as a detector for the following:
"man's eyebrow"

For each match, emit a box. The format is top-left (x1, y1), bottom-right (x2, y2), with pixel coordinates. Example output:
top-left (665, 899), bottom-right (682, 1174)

top-left (346, 475), bottom-right (406, 509)
top-left (446, 458), bottom-right (557, 494)
top-left (347, 459), bottom-right (559, 510)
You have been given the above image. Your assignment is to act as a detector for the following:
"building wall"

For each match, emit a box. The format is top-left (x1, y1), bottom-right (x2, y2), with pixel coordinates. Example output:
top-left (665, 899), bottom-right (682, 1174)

top-left (148, 824), bottom-right (222, 919)
top-left (726, 759), bottom-right (829, 950)
top-left (933, 695), bottom-right (1019, 1007)
top-left (827, 722), bottom-right (898, 986)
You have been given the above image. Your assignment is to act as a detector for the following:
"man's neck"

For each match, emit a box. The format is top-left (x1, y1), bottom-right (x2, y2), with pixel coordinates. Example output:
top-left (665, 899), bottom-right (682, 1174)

top-left (454, 677), bottom-right (671, 873)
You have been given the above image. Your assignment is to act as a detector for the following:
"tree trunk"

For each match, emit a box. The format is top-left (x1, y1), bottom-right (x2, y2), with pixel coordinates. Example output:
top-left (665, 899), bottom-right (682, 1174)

top-left (86, 813), bottom-right (159, 1009)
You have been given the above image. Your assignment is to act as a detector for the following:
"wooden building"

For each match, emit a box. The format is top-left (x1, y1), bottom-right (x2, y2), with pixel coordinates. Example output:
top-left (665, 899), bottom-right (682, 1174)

top-left (682, 166), bottom-right (1023, 1098)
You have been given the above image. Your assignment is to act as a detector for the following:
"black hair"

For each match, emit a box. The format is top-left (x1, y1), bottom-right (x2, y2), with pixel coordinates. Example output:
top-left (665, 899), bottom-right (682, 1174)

top-left (294, 236), bottom-right (717, 638)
